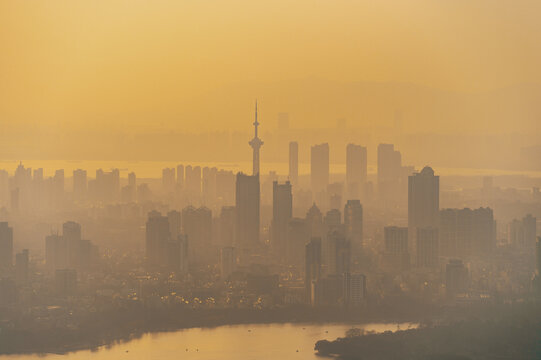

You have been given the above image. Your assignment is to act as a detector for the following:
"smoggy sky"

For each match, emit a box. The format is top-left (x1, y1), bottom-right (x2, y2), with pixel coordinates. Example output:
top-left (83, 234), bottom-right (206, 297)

top-left (1, 0), bottom-right (541, 133)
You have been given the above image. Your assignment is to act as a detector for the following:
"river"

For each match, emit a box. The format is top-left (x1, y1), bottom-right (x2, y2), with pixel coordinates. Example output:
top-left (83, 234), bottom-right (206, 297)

top-left (1, 322), bottom-right (417, 360)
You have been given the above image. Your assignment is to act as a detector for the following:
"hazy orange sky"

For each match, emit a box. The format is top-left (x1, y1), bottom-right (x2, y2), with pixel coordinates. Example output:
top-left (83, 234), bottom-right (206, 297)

top-left (1, 0), bottom-right (541, 133)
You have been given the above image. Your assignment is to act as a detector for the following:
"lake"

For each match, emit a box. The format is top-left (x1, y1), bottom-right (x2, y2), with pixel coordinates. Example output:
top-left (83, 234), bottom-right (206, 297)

top-left (1, 322), bottom-right (418, 360)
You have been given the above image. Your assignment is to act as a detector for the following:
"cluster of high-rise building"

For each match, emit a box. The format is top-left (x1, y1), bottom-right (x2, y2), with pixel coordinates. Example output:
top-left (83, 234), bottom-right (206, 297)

top-left (0, 105), bottom-right (539, 314)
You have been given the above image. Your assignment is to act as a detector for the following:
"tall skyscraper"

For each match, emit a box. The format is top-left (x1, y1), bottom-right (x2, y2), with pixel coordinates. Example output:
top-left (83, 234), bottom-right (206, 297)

top-left (383, 226), bottom-right (410, 271)
top-left (287, 218), bottom-right (308, 265)
top-left (343, 273), bottom-right (366, 308)
top-left (311, 143), bottom-right (330, 194)
top-left (15, 249), bottom-right (29, 285)
top-left (162, 167), bottom-right (176, 194)
top-left (249, 101), bottom-right (264, 176)
top-left (0, 222), bottom-right (13, 273)
top-left (63, 221), bottom-right (82, 269)
top-left (445, 259), bottom-right (469, 298)
top-left (346, 144), bottom-right (367, 200)
top-left (416, 227), bottom-right (439, 268)
top-left (289, 141), bottom-right (299, 185)
top-left (409, 166), bottom-right (440, 251)
top-left (235, 173), bottom-right (260, 249)
top-left (185, 165), bottom-right (202, 203)
top-left (377, 144), bottom-right (401, 200)
top-left (508, 214), bottom-right (537, 249)
top-left (167, 210), bottom-right (181, 241)
top-left (344, 200), bottom-right (363, 251)
top-left (219, 206), bottom-right (236, 246)
top-left (73, 169), bottom-right (87, 202)
top-left (182, 206), bottom-right (212, 262)
top-left (272, 181), bottom-right (293, 261)
top-left (305, 237), bottom-right (322, 301)
top-left (167, 234), bottom-right (189, 274)
top-left (220, 246), bottom-right (237, 279)
top-left (145, 211), bottom-right (170, 268)
top-left (45, 234), bottom-right (68, 271)
top-left (327, 231), bottom-right (351, 275)
top-left (202, 167), bottom-right (217, 206)
top-left (176, 164), bottom-right (185, 189)
top-left (440, 207), bottom-right (495, 257)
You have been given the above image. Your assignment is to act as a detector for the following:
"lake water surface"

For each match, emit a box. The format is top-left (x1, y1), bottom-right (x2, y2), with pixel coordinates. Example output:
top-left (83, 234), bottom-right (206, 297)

top-left (1, 322), bottom-right (417, 360)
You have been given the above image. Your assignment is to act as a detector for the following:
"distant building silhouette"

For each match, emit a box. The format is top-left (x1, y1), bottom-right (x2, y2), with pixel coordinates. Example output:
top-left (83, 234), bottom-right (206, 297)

top-left (343, 273), bottom-right (366, 308)
top-left (344, 200), bottom-right (363, 252)
top-left (382, 226), bottom-right (410, 272)
top-left (15, 249), bottom-right (29, 285)
top-left (346, 144), bottom-right (367, 200)
top-left (145, 211), bottom-right (170, 268)
top-left (446, 259), bottom-right (469, 298)
top-left (311, 143), bottom-right (329, 199)
top-left (289, 141), bottom-right (299, 185)
top-left (220, 246), bottom-right (236, 279)
top-left (0, 222), bottom-right (13, 273)
top-left (377, 144), bottom-right (401, 201)
top-left (73, 169), bottom-right (87, 202)
top-left (235, 173), bottom-right (260, 249)
top-left (416, 227), bottom-right (439, 268)
top-left (305, 237), bottom-right (322, 303)
top-left (182, 206), bottom-right (212, 262)
top-left (440, 208), bottom-right (495, 257)
top-left (219, 206), bottom-right (236, 246)
top-left (272, 181), bottom-right (292, 261)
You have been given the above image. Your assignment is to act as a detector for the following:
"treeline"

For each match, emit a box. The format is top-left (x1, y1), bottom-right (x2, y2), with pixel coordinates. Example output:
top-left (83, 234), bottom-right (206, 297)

top-left (315, 302), bottom-right (541, 360)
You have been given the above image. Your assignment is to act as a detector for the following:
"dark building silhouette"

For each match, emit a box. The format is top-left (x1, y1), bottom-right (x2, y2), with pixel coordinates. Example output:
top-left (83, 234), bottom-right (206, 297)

top-left (73, 169), bottom-right (87, 202)
top-left (167, 210), bottom-right (181, 242)
top-left (509, 214), bottom-right (537, 249)
top-left (55, 269), bottom-right (77, 296)
top-left (311, 143), bottom-right (329, 197)
top-left (305, 237), bottom-right (322, 302)
top-left (289, 141), bottom-right (298, 185)
top-left (446, 259), bottom-right (469, 298)
top-left (440, 208), bottom-right (496, 257)
top-left (416, 227), bottom-right (439, 268)
top-left (145, 211), bottom-right (170, 268)
top-left (408, 166), bottom-right (440, 230)
top-left (346, 144), bottom-right (367, 200)
top-left (0, 222), bottom-right (13, 273)
top-left (219, 206), bottom-right (236, 246)
top-left (162, 167), bottom-right (176, 194)
top-left (343, 273), bottom-right (366, 308)
top-left (287, 217), bottom-right (308, 266)
top-left (220, 246), bottom-right (236, 279)
top-left (235, 173), bottom-right (260, 249)
top-left (382, 226), bottom-right (410, 272)
top-left (327, 231), bottom-right (351, 275)
top-left (344, 200), bottom-right (363, 252)
top-left (15, 249), bottom-right (29, 285)
top-left (377, 143), bottom-right (401, 200)
top-left (63, 221), bottom-right (82, 269)
top-left (45, 234), bottom-right (68, 271)
top-left (272, 181), bottom-right (292, 261)
top-left (182, 206), bottom-right (212, 262)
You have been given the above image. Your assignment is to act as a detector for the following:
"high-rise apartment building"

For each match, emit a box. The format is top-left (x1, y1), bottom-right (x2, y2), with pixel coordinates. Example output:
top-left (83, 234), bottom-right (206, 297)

top-left (235, 173), bottom-right (260, 249)
top-left (311, 143), bottom-right (329, 194)
top-left (289, 141), bottom-right (299, 185)
top-left (346, 144), bottom-right (367, 200)
top-left (272, 181), bottom-right (292, 261)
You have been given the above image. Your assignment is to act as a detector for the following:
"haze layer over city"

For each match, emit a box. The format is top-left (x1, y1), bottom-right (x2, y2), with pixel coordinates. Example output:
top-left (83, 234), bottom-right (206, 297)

top-left (0, 1), bottom-right (540, 359)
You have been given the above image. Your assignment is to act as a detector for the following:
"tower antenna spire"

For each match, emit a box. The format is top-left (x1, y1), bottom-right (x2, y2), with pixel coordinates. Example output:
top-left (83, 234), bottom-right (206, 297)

top-left (249, 100), bottom-right (263, 176)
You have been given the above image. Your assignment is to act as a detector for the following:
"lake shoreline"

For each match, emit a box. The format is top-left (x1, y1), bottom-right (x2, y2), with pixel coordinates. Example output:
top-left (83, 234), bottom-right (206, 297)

top-left (0, 306), bottom-right (429, 356)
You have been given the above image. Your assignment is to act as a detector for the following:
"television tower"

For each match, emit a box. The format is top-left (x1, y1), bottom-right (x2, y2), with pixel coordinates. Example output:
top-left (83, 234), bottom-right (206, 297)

top-left (249, 100), bottom-right (264, 176)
